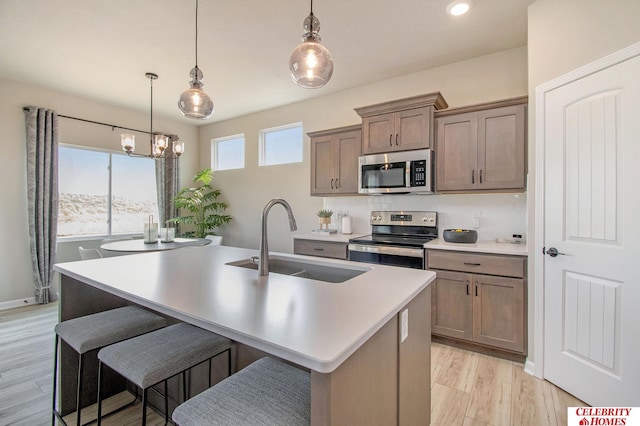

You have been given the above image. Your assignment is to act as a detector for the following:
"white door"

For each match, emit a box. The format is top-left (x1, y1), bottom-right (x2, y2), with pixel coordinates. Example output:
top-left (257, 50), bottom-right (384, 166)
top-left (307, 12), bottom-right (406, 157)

top-left (542, 50), bottom-right (640, 406)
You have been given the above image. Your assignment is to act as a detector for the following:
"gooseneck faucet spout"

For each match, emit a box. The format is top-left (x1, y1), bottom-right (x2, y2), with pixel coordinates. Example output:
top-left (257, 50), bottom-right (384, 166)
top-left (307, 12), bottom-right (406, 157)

top-left (259, 198), bottom-right (297, 276)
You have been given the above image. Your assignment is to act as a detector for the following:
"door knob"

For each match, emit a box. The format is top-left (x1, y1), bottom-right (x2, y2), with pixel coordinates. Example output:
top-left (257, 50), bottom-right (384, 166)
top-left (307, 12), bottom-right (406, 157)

top-left (544, 247), bottom-right (567, 257)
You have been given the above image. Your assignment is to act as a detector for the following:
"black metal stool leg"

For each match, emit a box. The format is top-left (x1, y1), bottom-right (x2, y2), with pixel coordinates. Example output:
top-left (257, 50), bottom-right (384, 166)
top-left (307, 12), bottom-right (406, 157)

top-left (141, 388), bottom-right (148, 426)
top-left (51, 335), bottom-right (59, 426)
top-left (75, 354), bottom-right (84, 426)
top-left (96, 361), bottom-right (103, 426)
top-left (164, 380), bottom-right (169, 426)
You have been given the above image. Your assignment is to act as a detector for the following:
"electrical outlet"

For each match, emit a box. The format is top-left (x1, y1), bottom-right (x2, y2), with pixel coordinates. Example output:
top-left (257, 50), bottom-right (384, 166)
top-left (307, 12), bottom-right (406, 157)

top-left (400, 309), bottom-right (409, 343)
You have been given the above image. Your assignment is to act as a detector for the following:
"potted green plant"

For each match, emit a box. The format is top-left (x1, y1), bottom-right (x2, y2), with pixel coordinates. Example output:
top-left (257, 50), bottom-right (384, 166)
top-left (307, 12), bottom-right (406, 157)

top-left (168, 168), bottom-right (232, 238)
top-left (317, 209), bottom-right (333, 229)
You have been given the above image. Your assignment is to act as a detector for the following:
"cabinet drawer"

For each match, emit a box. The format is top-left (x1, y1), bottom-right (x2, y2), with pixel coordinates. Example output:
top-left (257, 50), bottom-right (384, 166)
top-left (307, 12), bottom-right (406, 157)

top-left (426, 250), bottom-right (525, 278)
top-left (294, 239), bottom-right (347, 260)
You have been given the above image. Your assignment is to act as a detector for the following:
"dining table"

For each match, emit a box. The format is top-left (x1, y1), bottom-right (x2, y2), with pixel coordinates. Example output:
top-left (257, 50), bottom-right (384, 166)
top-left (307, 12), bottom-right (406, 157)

top-left (100, 237), bottom-right (211, 255)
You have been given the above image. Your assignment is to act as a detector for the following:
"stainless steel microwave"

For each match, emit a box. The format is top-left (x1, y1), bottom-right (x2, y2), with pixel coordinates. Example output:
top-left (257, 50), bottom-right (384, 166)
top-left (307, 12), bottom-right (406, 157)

top-left (358, 149), bottom-right (433, 195)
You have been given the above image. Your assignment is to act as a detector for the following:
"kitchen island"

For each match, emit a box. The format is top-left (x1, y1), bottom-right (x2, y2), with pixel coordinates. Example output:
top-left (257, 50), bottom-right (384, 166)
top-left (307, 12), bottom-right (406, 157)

top-left (54, 244), bottom-right (435, 425)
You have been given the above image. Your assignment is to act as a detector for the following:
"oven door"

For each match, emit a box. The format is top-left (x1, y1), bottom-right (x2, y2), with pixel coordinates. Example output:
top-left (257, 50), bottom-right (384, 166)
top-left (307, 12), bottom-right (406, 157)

top-left (348, 243), bottom-right (424, 269)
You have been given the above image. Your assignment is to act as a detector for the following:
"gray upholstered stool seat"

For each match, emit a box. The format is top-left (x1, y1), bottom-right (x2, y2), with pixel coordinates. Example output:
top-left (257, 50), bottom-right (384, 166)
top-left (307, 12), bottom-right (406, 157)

top-left (97, 322), bottom-right (232, 426)
top-left (52, 305), bottom-right (166, 426)
top-left (173, 357), bottom-right (311, 426)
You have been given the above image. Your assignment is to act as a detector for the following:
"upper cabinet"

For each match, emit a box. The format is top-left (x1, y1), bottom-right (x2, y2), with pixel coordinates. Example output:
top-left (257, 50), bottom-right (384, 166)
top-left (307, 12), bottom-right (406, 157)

top-left (435, 97), bottom-right (527, 192)
top-left (308, 124), bottom-right (362, 196)
top-left (355, 93), bottom-right (448, 155)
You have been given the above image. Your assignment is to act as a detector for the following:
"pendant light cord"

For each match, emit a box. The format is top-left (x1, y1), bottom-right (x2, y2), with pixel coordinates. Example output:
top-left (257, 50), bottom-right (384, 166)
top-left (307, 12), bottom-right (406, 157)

top-left (195, 0), bottom-right (199, 68)
top-left (149, 76), bottom-right (154, 146)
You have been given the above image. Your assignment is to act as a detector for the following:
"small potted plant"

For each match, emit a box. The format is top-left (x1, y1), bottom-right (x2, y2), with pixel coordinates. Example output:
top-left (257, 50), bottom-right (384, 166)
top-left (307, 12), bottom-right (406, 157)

top-left (317, 209), bottom-right (333, 229)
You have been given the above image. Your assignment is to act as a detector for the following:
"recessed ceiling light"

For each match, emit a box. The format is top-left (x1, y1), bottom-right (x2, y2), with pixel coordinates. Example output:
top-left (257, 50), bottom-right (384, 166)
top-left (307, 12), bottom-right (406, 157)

top-left (447, 0), bottom-right (473, 16)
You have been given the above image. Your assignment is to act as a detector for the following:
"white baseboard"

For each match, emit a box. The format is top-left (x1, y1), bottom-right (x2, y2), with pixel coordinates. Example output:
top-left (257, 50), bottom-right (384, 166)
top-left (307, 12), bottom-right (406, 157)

top-left (524, 359), bottom-right (537, 377)
top-left (0, 297), bottom-right (38, 311)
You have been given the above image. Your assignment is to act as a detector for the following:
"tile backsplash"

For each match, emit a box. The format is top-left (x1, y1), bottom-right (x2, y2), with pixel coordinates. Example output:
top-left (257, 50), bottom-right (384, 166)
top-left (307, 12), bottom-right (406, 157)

top-left (325, 193), bottom-right (527, 242)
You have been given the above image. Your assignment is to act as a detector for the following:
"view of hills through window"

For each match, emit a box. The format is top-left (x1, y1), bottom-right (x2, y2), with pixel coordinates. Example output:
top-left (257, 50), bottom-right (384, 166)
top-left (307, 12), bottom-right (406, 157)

top-left (58, 146), bottom-right (159, 237)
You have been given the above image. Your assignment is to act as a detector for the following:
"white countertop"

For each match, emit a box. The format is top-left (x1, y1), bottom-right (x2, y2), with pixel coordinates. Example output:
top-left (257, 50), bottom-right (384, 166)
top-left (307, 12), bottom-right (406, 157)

top-left (424, 239), bottom-right (528, 256)
top-left (292, 232), bottom-right (365, 243)
top-left (54, 245), bottom-right (434, 373)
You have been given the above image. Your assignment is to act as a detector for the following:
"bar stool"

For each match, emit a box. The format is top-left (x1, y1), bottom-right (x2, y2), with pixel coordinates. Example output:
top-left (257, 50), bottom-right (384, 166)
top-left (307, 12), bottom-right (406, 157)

top-left (172, 357), bottom-right (311, 426)
top-left (96, 323), bottom-right (232, 426)
top-left (52, 305), bottom-right (167, 426)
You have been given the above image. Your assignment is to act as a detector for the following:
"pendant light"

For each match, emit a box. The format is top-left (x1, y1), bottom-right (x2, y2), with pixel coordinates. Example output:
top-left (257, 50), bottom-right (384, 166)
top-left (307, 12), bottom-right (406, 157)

top-left (288, 0), bottom-right (333, 89)
top-left (178, 0), bottom-right (214, 119)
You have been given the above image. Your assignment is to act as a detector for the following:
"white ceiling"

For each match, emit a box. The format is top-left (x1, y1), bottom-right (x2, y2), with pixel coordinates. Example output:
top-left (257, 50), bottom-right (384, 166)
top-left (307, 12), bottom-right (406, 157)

top-left (0, 0), bottom-right (534, 125)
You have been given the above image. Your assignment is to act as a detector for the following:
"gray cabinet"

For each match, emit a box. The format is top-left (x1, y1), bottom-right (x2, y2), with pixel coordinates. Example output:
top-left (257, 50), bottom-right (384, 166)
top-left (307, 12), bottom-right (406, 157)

top-left (355, 92), bottom-right (448, 155)
top-left (435, 97), bottom-right (527, 192)
top-left (294, 239), bottom-right (348, 260)
top-left (308, 125), bottom-right (361, 196)
top-left (427, 249), bottom-right (526, 355)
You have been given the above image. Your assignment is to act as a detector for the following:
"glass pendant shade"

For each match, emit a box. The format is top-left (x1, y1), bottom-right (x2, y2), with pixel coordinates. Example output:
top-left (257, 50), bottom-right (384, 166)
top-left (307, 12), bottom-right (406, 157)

top-left (178, 84), bottom-right (214, 119)
top-left (172, 140), bottom-right (185, 156)
top-left (154, 134), bottom-right (169, 154)
top-left (121, 134), bottom-right (135, 154)
top-left (289, 11), bottom-right (333, 88)
top-left (289, 40), bottom-right (333, 88)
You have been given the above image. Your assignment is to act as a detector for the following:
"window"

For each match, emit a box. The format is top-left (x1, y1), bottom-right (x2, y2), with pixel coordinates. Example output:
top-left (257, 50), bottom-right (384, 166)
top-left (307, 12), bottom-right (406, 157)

top-left (58, 146), bottom-right (159, 238)
top-left (259, 123), bottom-right (303, 166)
top-left (211, 134), bottom-right (245, 171)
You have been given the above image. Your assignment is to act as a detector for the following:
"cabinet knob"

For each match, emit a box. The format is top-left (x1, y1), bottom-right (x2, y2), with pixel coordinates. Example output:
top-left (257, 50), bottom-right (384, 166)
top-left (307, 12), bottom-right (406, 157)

top-left (395, 134), bottom-right (399, 146)
top-left (479, 169), bottom-right (483, 184)
top-left (330, 178), bottom-right (334, 189)
top-left (389, 134), bottom-right (393, 147)
top-left (472, 170), bottom-right (475, 184)
top-left (335, 178), bottom-right (339, 188)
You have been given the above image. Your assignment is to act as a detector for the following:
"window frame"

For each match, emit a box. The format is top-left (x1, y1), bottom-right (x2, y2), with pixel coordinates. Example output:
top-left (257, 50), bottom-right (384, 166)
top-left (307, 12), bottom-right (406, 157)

top-left (211, 133), bottom-right (246, 171)
top-left (258, 122), bottom-right (304, 167)
top-left (56, 143), bottom-right (158, 241)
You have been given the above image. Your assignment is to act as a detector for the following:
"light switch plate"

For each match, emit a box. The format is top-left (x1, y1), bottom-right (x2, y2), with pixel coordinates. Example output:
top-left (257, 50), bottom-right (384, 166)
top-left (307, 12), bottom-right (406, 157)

top-left (400, 309), bottom-right (408, 343)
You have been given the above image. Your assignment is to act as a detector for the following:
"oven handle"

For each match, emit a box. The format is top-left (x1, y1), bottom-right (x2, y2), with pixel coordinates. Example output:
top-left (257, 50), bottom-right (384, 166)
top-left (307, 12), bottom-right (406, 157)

top-left (348, 244), bottom-right (424, 258)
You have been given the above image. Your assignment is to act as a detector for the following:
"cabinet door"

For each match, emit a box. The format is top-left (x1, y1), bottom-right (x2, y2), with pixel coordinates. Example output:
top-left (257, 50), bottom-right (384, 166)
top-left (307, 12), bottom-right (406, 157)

top-left (395, 107), bottom-right (431, 151)
top-left (310, 135), bottom-right (336, 195)
top-left (431, 270), bottom-right (472, 340)
top-left (472, 274), bottom-right (525, 352)
top-left (477, 105), bottom-right (526, 190)
top-left (362, 113), bottom-right (395, 154)
top-left (435, 112), bottom-right (478, 191)
top-left (335, 130), bottom-right (361, 194)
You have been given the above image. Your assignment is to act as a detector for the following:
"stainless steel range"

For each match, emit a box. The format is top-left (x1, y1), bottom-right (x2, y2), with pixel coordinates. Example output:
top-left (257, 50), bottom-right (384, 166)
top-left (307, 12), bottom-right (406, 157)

top-left (348, 211), bottom-right (438, 269)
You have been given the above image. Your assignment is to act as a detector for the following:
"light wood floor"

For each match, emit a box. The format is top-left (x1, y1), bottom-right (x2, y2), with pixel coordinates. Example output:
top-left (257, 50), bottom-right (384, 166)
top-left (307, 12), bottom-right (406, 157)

top-left (0, 302), bottom-right (585, 425)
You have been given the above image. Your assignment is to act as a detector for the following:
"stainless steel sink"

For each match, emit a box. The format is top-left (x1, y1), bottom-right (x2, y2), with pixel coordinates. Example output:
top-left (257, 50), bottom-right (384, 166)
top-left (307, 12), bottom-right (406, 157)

top-left (226, 257), bottom-right (369, 283)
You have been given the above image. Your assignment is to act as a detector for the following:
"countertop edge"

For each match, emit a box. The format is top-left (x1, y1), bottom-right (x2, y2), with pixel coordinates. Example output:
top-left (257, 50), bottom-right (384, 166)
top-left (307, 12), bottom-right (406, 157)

top-left (424, 239), bottom-right (528, 256)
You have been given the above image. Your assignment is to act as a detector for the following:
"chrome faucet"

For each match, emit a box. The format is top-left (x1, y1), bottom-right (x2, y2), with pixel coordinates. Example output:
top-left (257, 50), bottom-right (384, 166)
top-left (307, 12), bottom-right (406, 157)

top-left (259, 198), bottom-right (297, 276)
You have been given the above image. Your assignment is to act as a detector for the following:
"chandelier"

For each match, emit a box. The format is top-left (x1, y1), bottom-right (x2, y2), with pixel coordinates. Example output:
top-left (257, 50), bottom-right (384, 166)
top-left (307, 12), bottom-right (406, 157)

top-left (121, 73), bottom-right (184, 159)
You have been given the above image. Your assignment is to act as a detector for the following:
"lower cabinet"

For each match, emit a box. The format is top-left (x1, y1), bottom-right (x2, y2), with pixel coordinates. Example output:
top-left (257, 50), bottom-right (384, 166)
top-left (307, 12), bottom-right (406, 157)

top-left (427, 249), bottom-right (526, 355)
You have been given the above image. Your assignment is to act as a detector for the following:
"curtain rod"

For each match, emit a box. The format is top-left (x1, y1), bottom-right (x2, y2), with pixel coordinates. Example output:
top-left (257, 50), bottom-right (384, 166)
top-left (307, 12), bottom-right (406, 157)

top-left (21, 107), bottom-right (178, 137)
